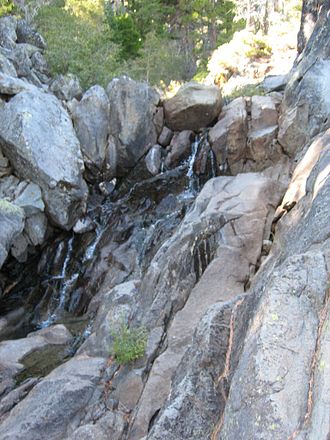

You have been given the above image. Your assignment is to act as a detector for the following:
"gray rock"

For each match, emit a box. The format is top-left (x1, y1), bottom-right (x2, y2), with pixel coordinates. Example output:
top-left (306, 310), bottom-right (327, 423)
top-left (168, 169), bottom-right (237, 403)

top-left (67, 412), bottom-right (126, 440)
top-left (0, 72), bottom-right (34, 95)
top-left (164, 82), bottom-right (222, 131)
top-left (16, 19), bottom-right (46, 50)
top-left (27, 324), bottom-right (73, 345)
top-left (0, 200), bottom-right (25, 268)
top-left (50, 74), bottom-right (82, 101)
top-left (24, 212), bottom-right (47, 246)
top-left (0, 356), bottom-right (106, 440)
top-left (0, 146), bottom-right (11, 178)
top-left (71, 85), bottom-right (110, 175)
top-left (10, 232), bottom-right (28, 262)
top-left (261, 74), bottom-right (288, 92)
top-left (128, 172), bottom-right (284, 439)
top-left (209, 97), bottom-right (248, 174)
top-left (165, 130), bottom-right (194, 168)
top-left (13, 182), bottom-right (44, 215)
top-left (107, 76), bottom-right (159, 175)
top-left (279, 5), bottom-right (330, 156)
top-left (158, 126), bottom-right (173, 147)
top-left (73, 216), bottom-right (95, 234)
top-left (8, 43), bottom-right (38, 78)
top-left (145, 144), bottom-right (162, 175)
top-left (0, 88), bottom-right (88, 229)
top-left (0, 53), bottom-right (17, 77)
top-left (0, 16), bottom-right (17, 50)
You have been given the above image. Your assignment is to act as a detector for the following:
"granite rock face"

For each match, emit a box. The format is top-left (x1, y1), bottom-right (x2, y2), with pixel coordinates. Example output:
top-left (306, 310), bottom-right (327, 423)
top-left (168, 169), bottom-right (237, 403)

top-left (0, 88), bottom-right (88, 230)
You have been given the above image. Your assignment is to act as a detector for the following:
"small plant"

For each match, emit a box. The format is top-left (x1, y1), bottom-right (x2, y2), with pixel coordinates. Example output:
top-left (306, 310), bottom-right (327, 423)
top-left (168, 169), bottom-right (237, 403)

top-left (111, 322), bottom-right (147, 365)
top-left (226, 83), bottom-right (265, 100)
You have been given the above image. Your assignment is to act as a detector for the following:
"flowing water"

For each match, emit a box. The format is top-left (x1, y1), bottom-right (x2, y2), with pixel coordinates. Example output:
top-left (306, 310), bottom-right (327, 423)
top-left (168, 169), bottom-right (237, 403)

top-left (0, 134), bottom-right (218, 344)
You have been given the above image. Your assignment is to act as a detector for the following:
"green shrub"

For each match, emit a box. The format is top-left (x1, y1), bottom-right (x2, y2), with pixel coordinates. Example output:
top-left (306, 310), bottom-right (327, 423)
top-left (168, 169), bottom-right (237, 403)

top-left (111, 322), bottom-right (147, 365)
top-left (35, 3), bottom-right (121, 89)
top-left (245, 37), bottom-right (272, 60)
top-left (0, 0), bottom-right (16, 16)
top-left (226, 83), bottom-right (265, 100)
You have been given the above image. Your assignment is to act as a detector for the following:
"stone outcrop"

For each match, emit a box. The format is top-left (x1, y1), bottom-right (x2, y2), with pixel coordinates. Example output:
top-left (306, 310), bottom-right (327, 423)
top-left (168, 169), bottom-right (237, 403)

top-left (0, 4), bottom-right (330, 440)
top-left (0, 88), bottom-right (88, 230)
top-left (107, 76), bottom-right (160, 175)
top-left (164, 82), bottom-right (222, 131)
top-left (210, 95), bottom-right (282, 174)
top-left (278, 2), bottom-right (330, 155)
top-left (71, 85), bottom-right (110, 179)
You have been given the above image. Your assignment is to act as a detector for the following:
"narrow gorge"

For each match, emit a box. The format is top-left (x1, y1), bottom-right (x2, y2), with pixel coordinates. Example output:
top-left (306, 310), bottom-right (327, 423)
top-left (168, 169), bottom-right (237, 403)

top-left (0, 1), bottom-right (330, 439)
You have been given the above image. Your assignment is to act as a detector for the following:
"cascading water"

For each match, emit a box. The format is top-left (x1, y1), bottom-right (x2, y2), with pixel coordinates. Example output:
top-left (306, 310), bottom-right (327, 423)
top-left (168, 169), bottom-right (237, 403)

top-left (0, 130), bottom-right (218, 344)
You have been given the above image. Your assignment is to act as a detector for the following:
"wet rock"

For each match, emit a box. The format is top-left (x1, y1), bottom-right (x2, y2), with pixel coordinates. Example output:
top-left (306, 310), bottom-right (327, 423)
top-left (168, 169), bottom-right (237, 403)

top-left (73, 217), bottom-right (95, 234)
top-left (209, 97), bottom-right (248, 173)
top-left (165, 130), bottom-right (194, 168)
top-left (164, 82), bottom-right (222, 131)
top-left (0, 200), bottom-right (25, 268)
top-left (28, 324), bottom-right (73, 345)
top-left (0, 356), bottom-right (105, 440)
top-left (145, 144), bottom-right (162, 175)
top-left (16, 19), bottom-right (46, 50)
top-left (0, 88), bottom-right (88, 230)
top-left (128, 172), bottom-right (285, 439)
top-left (50, 73), bottom-right (82, 101)
top-left (71, 85), bottom-right (110, 176)
top-left (158, 126), bottom-right (173, 147)
top-left (107, 76), bottom-right (159, 175)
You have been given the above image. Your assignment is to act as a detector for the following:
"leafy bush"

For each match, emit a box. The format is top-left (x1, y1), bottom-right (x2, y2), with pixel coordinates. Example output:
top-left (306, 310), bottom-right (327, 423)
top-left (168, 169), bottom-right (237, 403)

top-left (226, 83), bottom-right (265, 100)
top-left (111, 322), bottom-right (147, 365)
top-left (245, 37), bottom-right (272, 59)
top-left (0, 0), bottom-right (16, 16)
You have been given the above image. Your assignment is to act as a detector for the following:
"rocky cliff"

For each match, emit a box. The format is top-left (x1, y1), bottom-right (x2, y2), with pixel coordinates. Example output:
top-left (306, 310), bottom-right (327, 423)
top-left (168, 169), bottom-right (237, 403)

top-left (0, 3), bottom-right (329, 440)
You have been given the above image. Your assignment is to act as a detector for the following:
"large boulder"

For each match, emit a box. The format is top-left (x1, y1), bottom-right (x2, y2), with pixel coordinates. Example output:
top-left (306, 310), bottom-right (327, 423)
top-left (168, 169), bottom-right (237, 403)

top-left (106, 76), bottom-right (160, 175)
top-left (278, 3), bottom-right (330, 156)
top-left (0, 356), bottom-right (105, 440)
top-left (0, 88), bottom-right (88, 229)
top-left (164, 82), bottom-right (222, 131)
top-left (71, 85), bottom-right (110, 178)
top-left (0, 200), bottom-right (25, 268)
top-left (209, 97), bottom-right (248, 173)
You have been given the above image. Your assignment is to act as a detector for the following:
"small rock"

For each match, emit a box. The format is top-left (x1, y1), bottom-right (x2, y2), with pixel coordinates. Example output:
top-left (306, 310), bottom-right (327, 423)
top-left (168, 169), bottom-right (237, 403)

top-left (158, 126), bottom-right (173, 147)
top-left (145, 145), bottom-right (163, 175)
top-left (73, 217), bottom-right (95, 234)
top-left (50, 73), bottom-right (82, 101)
top-left (165, 130), bottom-right (194, 168)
